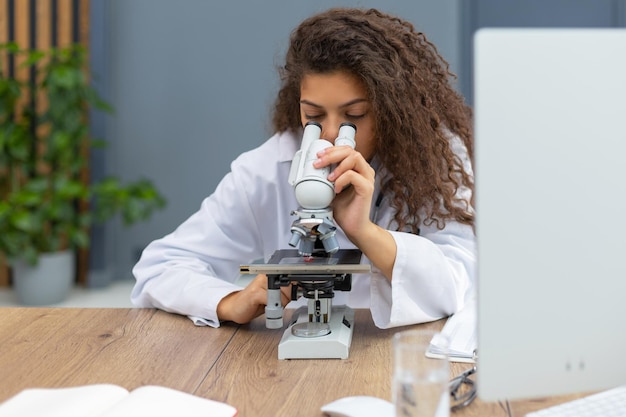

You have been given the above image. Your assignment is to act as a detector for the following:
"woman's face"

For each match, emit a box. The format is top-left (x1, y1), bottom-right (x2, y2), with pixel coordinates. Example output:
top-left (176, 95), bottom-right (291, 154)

top-left (299, 71), bottom-right (376, 161)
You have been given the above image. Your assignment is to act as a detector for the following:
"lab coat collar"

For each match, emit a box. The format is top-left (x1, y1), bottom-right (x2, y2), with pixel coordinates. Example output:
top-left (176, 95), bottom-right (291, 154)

top-left (277, 130), bottom-right (301, 163)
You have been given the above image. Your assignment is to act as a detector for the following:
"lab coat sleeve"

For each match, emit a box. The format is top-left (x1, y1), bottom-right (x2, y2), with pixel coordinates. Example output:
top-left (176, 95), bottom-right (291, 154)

top-left (369, 221), bottom-right (476, 329)
top-left (369, 132), bottom-right (476, 329)
top-left (131, 157), bottom-right (266, 328)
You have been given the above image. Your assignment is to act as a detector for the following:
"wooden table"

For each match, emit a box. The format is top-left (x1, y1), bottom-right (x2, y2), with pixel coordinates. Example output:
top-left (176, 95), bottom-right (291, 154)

top-left (0, 308), bottom-right (585, 416)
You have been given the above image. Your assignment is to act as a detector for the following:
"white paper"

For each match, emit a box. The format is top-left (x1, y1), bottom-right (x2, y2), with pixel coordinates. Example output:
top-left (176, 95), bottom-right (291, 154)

top-left (0, 385), bottom-right (237, 417)
top-left (427, 297), bottom-right (477, 363)
top-left (98, 386), bottom-right (237, 417)
top-left (0, 384), bottom-right (129, 417)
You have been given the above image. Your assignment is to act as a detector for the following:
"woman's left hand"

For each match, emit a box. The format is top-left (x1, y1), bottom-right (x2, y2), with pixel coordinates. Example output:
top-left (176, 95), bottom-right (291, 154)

top-left (313, 145), bottom-right (376, 241)
top-left (313, 145), bottom-right (397, 281)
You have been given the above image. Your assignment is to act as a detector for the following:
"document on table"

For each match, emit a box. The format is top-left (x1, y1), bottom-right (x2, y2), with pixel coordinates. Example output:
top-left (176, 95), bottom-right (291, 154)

top-left (0, 384), bottom-right (238, 417)
top-left (427, 296), bottom-right (477, 363)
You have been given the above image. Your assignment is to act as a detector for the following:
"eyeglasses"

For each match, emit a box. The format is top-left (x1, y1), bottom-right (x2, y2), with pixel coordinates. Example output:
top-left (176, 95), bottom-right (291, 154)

top-left (450, 366), bottom-right (477, 412)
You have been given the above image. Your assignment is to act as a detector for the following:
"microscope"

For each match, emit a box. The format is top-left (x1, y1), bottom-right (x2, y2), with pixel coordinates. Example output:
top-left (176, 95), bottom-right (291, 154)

top-left (287, 121), bottom-right (356, 256)
top-left (240, 122), bottom-right (370, 359)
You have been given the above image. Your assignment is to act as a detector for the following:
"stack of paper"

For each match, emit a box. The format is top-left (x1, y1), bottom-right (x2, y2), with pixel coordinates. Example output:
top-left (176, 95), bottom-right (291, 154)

top-left (426, 297), bottom-right (477, 363)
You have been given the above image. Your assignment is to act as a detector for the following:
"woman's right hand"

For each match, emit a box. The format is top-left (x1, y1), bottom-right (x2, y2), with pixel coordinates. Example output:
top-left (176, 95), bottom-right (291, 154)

top-left (216, 274), bottom-right (292, 324)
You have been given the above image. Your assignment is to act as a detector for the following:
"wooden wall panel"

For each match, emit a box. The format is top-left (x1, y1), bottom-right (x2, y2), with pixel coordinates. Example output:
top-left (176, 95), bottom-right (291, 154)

top-left (37, 1), bottom-right (52, 51)
top-left (0, 0), bottom-right (6, 46)
top-left (0, 0), bottom-right (5, 287)
top-left (58, 0), bottom-right (72, 46)
top-left (0, 0), bottom-right (91, 288)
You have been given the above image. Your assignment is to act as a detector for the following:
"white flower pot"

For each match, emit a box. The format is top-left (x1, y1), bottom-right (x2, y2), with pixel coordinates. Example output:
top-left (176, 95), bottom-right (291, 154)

top-left (12, 250), bottom-right (75, 306)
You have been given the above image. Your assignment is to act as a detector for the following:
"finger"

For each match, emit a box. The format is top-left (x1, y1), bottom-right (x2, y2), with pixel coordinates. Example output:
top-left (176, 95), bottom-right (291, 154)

top-left (329, 153), bottom-right (375, 183)
top-left (333, 169), bottom-right (375, 195)
top-left (249, 273), bottom-right (269, 289)
top-left (313, 146), bottom-right (353, 169)
top-left (280, 285), bottom-right (293, 306)
top-left (253, 304), bottom-right (265, 319)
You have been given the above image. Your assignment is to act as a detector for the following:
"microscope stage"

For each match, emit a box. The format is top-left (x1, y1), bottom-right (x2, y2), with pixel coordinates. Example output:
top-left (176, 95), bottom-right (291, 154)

top-left (240, 249), bottom-right (371, 275)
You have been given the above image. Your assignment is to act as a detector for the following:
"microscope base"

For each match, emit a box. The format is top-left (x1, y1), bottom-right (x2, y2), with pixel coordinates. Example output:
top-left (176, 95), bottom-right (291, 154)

top-left (278, 305), bottom-right (355, 360)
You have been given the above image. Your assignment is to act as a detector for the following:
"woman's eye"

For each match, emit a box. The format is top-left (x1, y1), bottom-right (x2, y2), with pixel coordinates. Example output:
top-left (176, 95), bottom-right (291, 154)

top-left (304, 114), bottom-right (323, 120)
top-left (346, 113), bottom-right (366, 120)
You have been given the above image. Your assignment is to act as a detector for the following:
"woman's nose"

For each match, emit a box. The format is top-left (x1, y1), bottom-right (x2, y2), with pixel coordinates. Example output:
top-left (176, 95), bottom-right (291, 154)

top-left (321, 125), bottom-right (340, 144)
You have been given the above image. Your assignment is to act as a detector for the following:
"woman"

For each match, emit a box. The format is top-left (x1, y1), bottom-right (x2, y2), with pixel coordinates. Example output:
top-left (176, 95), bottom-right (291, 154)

top-left (131, 7), bottom-right (475, 329)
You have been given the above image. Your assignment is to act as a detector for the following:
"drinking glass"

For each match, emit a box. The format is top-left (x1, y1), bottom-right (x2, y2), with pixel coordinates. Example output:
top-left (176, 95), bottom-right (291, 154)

top-left (392, 329), bottom-right (450, 417)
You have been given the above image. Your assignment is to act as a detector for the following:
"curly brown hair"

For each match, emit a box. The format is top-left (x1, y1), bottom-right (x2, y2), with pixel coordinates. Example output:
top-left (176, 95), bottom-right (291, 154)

top-left (272, 7), bottom-right (474, 233)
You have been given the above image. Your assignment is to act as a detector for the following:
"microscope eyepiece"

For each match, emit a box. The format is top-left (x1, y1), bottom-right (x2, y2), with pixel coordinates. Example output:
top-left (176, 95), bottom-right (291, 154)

top-left (335, 122), bottom-right (357, 148)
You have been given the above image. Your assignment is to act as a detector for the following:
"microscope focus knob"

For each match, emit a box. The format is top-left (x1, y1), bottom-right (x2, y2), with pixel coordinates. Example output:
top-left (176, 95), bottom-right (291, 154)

top-left (265, 288), bottom-right (284, 329)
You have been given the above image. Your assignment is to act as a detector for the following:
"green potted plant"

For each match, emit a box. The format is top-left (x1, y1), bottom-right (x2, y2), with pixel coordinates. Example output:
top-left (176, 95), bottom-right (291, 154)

top-left (0, 42), bottom-right (166, 305)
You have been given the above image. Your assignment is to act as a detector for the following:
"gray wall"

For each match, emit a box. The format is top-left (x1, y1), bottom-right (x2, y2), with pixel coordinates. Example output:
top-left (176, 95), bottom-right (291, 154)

top-left (89, 0), bottom-right (462, 284)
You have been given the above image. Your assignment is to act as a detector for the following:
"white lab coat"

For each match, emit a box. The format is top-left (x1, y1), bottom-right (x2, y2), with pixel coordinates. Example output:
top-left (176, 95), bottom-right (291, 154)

top-left (131, 130), bottom-right (476, 329)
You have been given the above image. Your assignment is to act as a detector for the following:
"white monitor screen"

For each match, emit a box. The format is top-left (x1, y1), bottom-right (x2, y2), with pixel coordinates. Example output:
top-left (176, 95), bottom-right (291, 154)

top-left (474, 28), bottom-right (626, 401)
